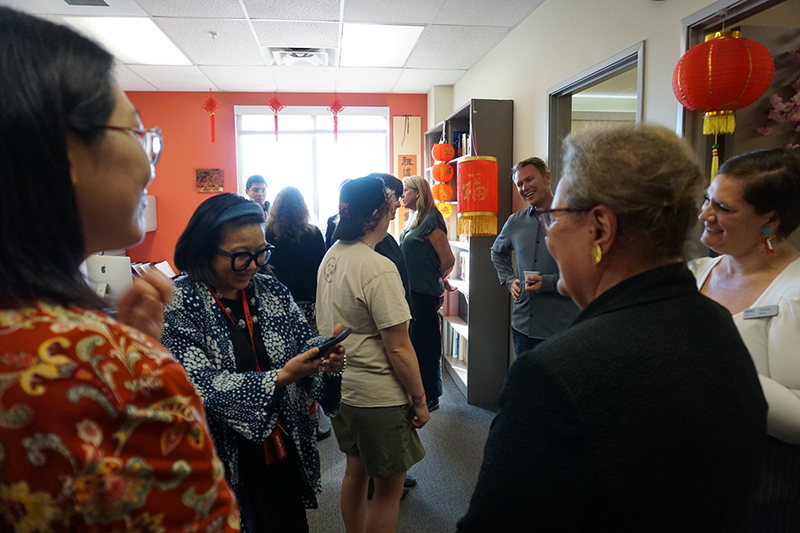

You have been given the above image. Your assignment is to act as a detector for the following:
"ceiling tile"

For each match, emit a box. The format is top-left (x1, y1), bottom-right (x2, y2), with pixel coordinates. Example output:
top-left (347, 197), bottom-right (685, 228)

top-left (114, 63), bottom-right (158, 91)
top-left (0, 0), bottom-right (49, 15)
top-left (435, 0), bottom-right (543, 27)
top-left (270, 66), bottom-right (336, 92)
top-left (243, 0), bottom-right (341, 22)
top-left (343, 0), bottom-right (437, 25)
top-left (252, 21), bottom-right (339, 48)
top-left (155, 18), bottom-right (265, 66)
top-left (406, 25), bottom-right (509, 70)
top-left (393, 68), bottom-right (466, 93)
top-left (335, 68), bottom-right (403, 93)
top-left (136, 0), bottom-right (245, 18)
top-left (200, 66), bottom-right (276, 92)
top-left (127, 65), bottom-right (215, 91)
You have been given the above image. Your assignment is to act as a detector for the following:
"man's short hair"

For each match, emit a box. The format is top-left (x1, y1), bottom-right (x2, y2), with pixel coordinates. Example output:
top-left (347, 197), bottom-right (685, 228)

top-left (246, 175), bottom-right (267, 190)
top-left (511, 157), bottom-right (549, 179)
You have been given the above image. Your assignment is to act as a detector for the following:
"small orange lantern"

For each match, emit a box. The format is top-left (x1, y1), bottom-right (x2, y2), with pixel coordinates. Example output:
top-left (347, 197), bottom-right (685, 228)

top-left (432, 163), bottom-right (453, 182)
top-left (457, 156), bottom-right (498, 236)
top-left (433, 183), bottom-right (453, 202)
top-left (436, 203), bottom-right (453, 218)
top-left (432, 143), bottom-right (455, 162)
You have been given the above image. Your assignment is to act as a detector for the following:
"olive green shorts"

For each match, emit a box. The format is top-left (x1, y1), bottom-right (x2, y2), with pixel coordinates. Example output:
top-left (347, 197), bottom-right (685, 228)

top-left (332, 402), bottom-right (426, 479)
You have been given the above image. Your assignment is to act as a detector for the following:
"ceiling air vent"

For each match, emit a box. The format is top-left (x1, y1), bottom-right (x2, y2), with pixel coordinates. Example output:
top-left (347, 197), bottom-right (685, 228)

top-left (268, 48), bottom-right (335, 67)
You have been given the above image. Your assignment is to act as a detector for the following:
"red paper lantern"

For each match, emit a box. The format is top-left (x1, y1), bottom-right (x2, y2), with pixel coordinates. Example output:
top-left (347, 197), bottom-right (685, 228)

top-left (457, 156), bottom-right (498, 236)
top-left (673, 31), bottom-right (774, 135)
top-left (432, 163), bottom-right (453, 182)
top-left (432, 143), bottom-right (455, 162)
top-left (433, 183), bottom-right (453, 202)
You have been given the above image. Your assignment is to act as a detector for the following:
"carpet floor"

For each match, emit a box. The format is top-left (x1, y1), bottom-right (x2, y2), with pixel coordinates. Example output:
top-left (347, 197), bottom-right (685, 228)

top-left (307, 370), bottom-right (498, 532)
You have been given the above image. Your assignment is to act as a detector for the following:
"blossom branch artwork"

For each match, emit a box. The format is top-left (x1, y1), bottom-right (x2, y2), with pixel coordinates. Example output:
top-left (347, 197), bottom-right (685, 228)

top-left (757, 50), bottom-right (800, 150)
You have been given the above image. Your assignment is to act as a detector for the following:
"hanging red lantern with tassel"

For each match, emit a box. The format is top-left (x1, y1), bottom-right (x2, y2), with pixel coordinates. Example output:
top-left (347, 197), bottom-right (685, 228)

top-left (672, 30), bottom-right (774, 180)
top-left (457, 156), bottom-right (498, 236)
top-left (202, 89), bottom-right (221, 144)
top-left (267, 92), bottom-right (286, 142)
top-left (327, 94), bottom-right (346, 144)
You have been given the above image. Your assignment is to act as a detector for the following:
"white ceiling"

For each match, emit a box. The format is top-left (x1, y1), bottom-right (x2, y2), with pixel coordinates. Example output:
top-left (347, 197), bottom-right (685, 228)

top-left (4, 0), bottom-right (545, 94)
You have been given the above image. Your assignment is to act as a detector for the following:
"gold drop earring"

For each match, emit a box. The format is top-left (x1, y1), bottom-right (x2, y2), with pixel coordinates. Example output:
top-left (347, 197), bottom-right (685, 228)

top-left (591, 243), bottom-right (602, 265)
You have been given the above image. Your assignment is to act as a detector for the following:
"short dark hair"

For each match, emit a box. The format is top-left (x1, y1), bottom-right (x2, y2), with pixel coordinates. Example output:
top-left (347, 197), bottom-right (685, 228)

top-left (718, 148), bottom-right (800, 239)
top-left (175, 194), bottom-right (265, 285)
top-left (246, 175), bottom-right (267, 190)
top-left (367, 172), bottom-right (403, 199)
top-left (0, 7), bottom-right (116, 307)
top-left (511, 157), bottom-right (549, 179)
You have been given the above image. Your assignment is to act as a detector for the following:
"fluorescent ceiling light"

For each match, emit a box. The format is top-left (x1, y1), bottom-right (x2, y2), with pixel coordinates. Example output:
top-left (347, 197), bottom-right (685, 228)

top-left (62, 16), bottom-right (191, 66)
top-left (340, 23), bottom-right (423, 68)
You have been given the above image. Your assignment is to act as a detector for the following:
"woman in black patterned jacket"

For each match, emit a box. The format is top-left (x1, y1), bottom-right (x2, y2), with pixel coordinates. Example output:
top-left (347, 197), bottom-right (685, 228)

top-left (163, 193), bottom-right (345, 533)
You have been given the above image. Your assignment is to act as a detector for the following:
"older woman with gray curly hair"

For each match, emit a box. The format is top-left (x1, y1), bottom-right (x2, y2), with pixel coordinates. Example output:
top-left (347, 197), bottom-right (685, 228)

top-left (458, 124), bottom-right (768, 532)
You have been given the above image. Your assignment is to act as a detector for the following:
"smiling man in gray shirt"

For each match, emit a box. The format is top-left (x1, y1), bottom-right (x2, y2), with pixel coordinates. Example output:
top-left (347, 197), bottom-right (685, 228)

top-left (491, 157), bottom-right (579, 357)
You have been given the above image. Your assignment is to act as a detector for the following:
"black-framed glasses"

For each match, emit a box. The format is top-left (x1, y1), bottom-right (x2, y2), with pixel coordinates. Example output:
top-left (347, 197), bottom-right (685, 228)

top-left (217, 246), bottom-right (273, 272)
top-left (538, 207), bottom-right (590, 233)
top-left (103, 125), bottom-right (163, 165)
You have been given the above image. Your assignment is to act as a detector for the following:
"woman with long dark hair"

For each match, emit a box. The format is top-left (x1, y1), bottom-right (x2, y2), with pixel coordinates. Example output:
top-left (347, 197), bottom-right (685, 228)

top-left (265, 186), bottom-right (326, 331)
top-left (0, 7), bottom-right (238, 530)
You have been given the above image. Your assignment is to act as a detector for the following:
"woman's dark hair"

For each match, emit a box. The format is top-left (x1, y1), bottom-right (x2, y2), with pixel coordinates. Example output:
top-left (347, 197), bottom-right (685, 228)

top-left (367, 172), bottom-right (403, 200)
top-left (718, 148), bottom-right (800, 239)
top-left (265, 186), bottom-right (313, 242)
top-left (175, 194), bottom-right (265, 285)
top-left (0, 7), bottom-right (116, 307)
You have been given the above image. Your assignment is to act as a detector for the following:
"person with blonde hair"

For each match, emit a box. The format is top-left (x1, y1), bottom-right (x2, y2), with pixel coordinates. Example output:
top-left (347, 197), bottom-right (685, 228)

top-left (400, 175), bottom-right (455, 412)
top-left (459, 124), bottom-right (767, 531)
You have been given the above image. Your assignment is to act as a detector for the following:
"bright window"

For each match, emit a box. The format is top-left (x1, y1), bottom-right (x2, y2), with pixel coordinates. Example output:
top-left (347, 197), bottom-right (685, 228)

top-left (235, 106), bottom-right (390, 225)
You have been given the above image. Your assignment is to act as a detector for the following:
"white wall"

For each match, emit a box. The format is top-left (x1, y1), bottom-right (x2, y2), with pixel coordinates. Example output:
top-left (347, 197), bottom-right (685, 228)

top-left (452, 0), bottom-right (717, 193)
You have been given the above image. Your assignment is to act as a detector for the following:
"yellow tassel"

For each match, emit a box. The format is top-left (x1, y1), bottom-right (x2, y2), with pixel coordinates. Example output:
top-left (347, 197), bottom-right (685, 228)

top-left (703, 112), bottom-right (735, 135)
top-left (457, 214), bottom-right (497, 236)
top-left (710, 142), bottom-right (719, 184)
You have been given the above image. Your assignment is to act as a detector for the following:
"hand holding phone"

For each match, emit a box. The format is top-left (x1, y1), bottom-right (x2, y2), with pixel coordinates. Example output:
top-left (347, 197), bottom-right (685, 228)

top-left (314, 327), bottom-right (352, 358)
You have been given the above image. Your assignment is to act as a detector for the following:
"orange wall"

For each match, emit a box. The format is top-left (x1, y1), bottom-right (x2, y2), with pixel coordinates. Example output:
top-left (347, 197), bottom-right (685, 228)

top-left (126, 91), bottom-right (427, 269)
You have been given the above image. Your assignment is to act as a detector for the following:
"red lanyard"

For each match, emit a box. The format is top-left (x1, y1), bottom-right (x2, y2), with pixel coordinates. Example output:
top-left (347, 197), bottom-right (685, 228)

top-left (209, 286), bottom-right (257, 359)
top-left (208, 285), bottom-right (287, 464)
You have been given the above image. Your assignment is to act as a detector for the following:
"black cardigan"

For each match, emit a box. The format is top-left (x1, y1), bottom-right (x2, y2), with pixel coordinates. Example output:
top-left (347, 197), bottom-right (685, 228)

top-left (458, 263), bottom-right (767, 532)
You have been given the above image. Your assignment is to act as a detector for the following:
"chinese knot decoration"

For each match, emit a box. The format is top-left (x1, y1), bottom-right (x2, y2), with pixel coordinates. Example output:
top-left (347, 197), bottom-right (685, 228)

top-left (457, 156), bottom-right (498, 236)
top-left (327, 94), bottom-right (346, 143)
top-left (202, 89), bottom-right (221, 144)
top-left (673, 30), bottom-right (774, 180)
top-left (267, 92), bottom-right (286, 142)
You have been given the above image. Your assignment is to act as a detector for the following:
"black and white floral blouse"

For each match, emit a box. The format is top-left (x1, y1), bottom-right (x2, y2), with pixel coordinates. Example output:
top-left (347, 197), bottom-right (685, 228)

top-left (162, 274), bottom-right (340, 516)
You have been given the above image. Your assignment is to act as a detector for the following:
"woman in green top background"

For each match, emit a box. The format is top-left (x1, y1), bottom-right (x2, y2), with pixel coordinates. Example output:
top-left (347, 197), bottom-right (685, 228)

top-left (400, 175), bottom-right (456, 411)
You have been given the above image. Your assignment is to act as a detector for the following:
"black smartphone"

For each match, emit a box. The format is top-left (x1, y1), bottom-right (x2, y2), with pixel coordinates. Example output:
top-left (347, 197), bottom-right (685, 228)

top-left (314, 327), bottom-right (352, 358)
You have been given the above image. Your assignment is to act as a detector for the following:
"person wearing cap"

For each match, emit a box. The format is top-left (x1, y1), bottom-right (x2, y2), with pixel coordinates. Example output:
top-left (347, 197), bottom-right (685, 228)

top-left (316, 176), bottom-right (430, 533)
top-left (163, 193), bottom-right (345, 533)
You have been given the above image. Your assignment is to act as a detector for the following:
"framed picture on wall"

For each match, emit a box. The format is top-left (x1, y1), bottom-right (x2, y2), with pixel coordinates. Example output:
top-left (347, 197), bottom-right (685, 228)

top-left (196, 168), bottom-right (223, 192)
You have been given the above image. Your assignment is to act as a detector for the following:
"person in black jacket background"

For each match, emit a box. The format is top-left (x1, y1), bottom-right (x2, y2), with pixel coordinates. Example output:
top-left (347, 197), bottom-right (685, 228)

top-left (458, 124), bottom-right (768, 532)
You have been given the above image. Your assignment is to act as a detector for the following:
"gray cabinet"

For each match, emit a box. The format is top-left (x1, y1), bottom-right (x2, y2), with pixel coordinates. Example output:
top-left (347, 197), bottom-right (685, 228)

top-left (425, 99), bottom-right (513, 406)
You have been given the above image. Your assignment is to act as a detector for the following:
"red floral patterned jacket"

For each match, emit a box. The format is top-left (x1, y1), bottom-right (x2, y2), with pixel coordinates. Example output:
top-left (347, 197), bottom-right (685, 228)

top-left (0, 301), bottom-right (240, 532)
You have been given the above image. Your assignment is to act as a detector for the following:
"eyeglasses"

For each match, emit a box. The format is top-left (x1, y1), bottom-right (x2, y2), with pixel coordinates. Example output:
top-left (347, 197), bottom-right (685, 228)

top-left (537, 207), bottom-right (590, 233)
top-left (102, 125), bottom-right (163, 165)
top-left (217, 246), bottom-right (274, 272)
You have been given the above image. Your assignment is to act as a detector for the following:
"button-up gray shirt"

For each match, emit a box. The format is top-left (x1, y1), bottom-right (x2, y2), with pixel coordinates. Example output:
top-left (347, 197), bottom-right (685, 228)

top-left (490, 206), bottom-right (580, 339)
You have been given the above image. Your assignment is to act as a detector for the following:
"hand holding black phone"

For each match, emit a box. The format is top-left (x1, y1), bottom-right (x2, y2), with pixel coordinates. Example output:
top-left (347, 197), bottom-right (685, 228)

top-left (314, 327), bottom-right (352, 359)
